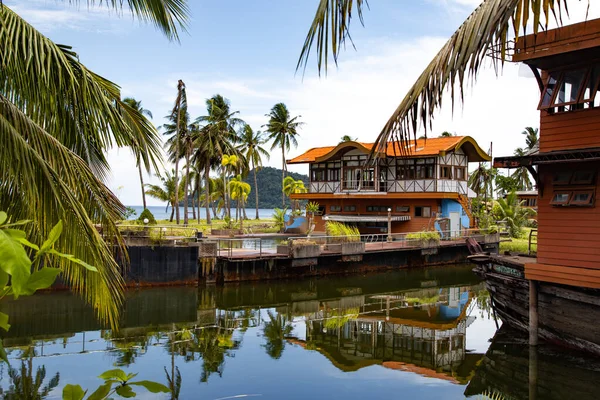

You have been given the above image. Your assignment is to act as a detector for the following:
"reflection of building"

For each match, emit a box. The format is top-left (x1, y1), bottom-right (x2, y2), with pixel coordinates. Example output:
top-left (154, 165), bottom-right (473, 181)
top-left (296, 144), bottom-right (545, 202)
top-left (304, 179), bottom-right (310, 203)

top-left (286, 136), bottom-right (490, 235)
top-left (296, 286), bottom-right (481, 383)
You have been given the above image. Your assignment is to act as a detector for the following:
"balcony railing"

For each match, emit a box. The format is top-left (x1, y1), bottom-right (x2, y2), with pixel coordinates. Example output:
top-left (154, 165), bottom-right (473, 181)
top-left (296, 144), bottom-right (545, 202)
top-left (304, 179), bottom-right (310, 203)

top-left (309, 180), bottom-right (468, 195)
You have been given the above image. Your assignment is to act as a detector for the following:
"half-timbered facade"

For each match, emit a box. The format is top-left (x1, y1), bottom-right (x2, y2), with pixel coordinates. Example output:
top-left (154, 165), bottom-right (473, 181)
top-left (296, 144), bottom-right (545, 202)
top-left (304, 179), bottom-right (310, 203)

top-left (287, 136), bottom-right (491, 235)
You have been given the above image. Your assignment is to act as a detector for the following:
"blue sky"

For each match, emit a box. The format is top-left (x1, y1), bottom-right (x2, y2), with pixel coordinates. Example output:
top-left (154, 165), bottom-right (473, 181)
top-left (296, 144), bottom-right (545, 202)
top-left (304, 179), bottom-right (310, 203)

top-left (10, 0), bottom-right (600, 206)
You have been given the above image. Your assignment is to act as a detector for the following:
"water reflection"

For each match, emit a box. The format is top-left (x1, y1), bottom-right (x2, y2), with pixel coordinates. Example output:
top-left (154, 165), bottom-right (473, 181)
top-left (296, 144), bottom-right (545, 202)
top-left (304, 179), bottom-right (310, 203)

top-left (0, 265), bottom-right (597, 399)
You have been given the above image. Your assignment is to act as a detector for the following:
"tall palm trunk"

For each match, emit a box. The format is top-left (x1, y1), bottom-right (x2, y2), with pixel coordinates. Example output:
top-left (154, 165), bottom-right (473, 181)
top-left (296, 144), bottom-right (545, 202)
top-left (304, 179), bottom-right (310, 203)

top-left (174, 119), bottom-right (181, 225)
top-left (183, 149), bottom-right (190, 226)
top-left (281, 146), bottom-right (285, 207)
top-left (138, 156), bottom-right (147, 210)
top-left (239, 196), bottom-right (244, 232)
top-left (253, 161), bottom-right (259, 219)
top-left (205, 164), bottom-right (212, 225)
top-left (169, 203), bottom-right (175, 222)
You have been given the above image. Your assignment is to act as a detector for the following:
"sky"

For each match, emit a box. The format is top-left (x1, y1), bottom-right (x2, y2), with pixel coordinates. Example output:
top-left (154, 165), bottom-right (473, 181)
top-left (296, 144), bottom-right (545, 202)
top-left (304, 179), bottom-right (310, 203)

top-left (9, 0), bottom-right (600, 206)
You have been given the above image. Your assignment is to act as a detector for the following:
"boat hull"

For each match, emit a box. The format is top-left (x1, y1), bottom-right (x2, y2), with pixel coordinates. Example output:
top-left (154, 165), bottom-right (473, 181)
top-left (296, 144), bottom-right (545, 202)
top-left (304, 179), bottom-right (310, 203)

top-left (473, 260), bottom-right (600, 356)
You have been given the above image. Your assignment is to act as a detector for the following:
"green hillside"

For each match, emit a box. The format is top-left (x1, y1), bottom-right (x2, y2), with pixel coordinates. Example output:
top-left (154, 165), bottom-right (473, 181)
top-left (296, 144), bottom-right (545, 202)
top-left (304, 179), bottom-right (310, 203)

top-left (244, 167), bottom-right (309, 209)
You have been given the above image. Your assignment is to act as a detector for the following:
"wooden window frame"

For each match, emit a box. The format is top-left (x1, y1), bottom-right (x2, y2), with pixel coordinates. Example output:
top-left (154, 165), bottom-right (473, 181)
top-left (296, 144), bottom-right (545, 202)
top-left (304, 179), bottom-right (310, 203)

top-left (539, 64), bottom-right (600, 112)
top-left (454, 167), bottom-right (466, 181)
top-left (552, 69), bottom-right (589, 107)
top-left (552, 171), bottom-right (573, 185)
top-left (396, 206), bottom-right (410, 213)
top-left (330, 205), bottom-right (342, 212)
top-left (415, 206), bottom-right (431, 218)
top-left (571, 170), bottom-right (596, 185)
top-left (440, 165), bottom-right (453, 180)
top-left (343, 205), bottom-right (357, 212)
top-left (550, 191), bottom-right (571, 206)
top-left (570, 190), bottom-right (595, 206)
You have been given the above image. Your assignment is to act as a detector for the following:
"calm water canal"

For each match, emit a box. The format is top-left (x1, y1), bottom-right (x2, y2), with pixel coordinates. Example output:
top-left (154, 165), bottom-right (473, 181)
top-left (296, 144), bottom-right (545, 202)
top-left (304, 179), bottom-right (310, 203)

top-left (1, 264), bottom-right (599, 399)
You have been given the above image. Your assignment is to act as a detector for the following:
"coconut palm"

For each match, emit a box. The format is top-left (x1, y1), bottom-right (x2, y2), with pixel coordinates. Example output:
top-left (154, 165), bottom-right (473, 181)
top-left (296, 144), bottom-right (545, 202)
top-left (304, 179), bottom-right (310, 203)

top-left (511, 148), bottom-right (533, 190)
top-left (123, 97), bottom-right (154, 210)
top-left (167, 80), bottom-right (187, 225)
top-left (229, 175), bottom-right (251, 230)
top-left (238, 125), bottom-right (270, 219)
top-left (194, 95), bottom-right (243, 224)
top-left (469, 165), bottom-right (497, 202)
top-left (283, 176), bottom-right (307, 212)
top-left (300, 1), bottom-right (580, 152)
top-left (522, 127), bottom-right (539, 150)
top-left (145, 170), bottom-right (185, 222)
top-left (1, 1), bottom-right (188, 327)
top-left (0, 359), bottom-right (59, 399)
top-left (264, 103), bottom-right (304, 207)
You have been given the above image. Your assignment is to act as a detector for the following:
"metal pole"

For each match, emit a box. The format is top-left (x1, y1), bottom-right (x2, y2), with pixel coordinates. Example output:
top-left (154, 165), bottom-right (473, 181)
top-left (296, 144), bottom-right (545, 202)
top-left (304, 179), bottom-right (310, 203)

top-left (529, 280), bottom-right (538, 346)
top-left (387, 208), bottom-right (392, 242)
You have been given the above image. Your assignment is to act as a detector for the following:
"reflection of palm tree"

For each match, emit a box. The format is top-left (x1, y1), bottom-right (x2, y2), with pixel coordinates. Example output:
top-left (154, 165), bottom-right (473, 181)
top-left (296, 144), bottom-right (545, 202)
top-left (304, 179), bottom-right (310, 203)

top-left (262, 310), bottom-right (293, 359)
top-left (0, 355), bottom-right (59, 399)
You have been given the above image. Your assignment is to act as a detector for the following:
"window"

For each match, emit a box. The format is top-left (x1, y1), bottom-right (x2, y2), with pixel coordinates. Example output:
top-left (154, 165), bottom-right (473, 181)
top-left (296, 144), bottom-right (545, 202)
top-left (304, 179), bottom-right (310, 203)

top-left (396, 206), bottom-right (410, 213)
top-left (344, 205), bottom-right (356, 212)
top-left (440, 166), bottom-right (452, 179)
top-left (311, 163), bottom-right (326, 182)
top-left (550, 192), bottom-right (571, 205)
top-left (330, 205), bottom-right (342, 212)
top-left (366, 205), bottom-right (391, 212)
top-left (455, 167), bottom-right (465, 180)
top-left (572, 170), bottom-right (595, 185)
top-left (571, 191), bottom-right (595, 206)
top-left (415, 206), bottom-right (431, 218)
top-left (553, 171), bottom-right (572, 185)
top-left (539, 65), bottom-right (600, 113)
top-left (328, 168), bottom-right (340, 182)
top-left (416, 165), bottom-right (434, 179)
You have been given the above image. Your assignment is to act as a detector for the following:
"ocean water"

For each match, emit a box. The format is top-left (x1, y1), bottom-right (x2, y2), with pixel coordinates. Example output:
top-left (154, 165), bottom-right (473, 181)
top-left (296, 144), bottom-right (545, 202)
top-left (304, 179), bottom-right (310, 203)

top-left (126, 205), bottom-right (276, 220)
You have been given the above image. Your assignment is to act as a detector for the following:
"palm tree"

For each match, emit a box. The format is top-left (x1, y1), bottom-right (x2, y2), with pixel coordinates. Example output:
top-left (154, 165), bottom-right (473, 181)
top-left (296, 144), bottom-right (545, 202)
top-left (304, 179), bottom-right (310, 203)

top-left (194, 95), bottom-right (242, 224)
top-left (1, 1), bottom-right (188, 327)
top-left (238, 125), bottom-right (270, 219)
top-left (511, 148), bottom-right (533, 190)
top-left (299, 1), bottom-right (577, 151)
top-left (221, 154), bottom-right (239, 219)
top-left (469, 165), bottom-right (497, 203)
top-left (229, 175), bottom-right (251, 231)
top-left (1, 359), bottom-right (59, 399)
top-left (168, 80), bottom-right (187, 225)
top-left (522, 127), bottom-right (539, 150)
top-left (439, 131), bottom-right (454, 137)
top-left (262, 310), bottom-right (293, 359)
top-left (145, 170), bottom-right (185, 222)
top-left (123, 97), bottom-right (154, 210)
top-left (496, 191), bottom-right (537, 238)
top-left (264, 103), bottom-right (304, 207)
top-left (339, 134), bottom-right (357, 143)
top-left (283, 176), bottom-right (307, 212)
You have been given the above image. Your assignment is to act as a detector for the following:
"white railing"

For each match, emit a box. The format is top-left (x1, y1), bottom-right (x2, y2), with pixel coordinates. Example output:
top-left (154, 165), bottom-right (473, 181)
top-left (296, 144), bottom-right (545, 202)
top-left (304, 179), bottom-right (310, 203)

top-left (308, 179), bottom-right (468, 195)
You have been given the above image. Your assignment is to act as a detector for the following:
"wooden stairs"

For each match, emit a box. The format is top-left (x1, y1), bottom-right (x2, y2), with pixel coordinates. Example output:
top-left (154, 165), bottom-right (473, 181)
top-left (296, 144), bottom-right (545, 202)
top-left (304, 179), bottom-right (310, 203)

top-left (458, 194), bottom-right (474, 228)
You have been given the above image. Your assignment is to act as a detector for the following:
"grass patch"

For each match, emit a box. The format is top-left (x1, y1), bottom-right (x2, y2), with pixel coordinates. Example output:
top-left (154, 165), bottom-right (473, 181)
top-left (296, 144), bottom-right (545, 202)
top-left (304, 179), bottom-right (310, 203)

top-left (122, 218), bottom-right (278, 234)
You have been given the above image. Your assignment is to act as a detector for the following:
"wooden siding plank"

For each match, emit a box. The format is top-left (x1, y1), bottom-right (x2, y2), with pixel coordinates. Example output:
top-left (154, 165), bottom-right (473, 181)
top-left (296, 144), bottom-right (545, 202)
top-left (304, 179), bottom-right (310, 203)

top-left (526, 263), bottom-right (600, 277)
top-left (537, 255), bottom-right (600, 269)
top-left (525, 272), bottom-right (600, 289)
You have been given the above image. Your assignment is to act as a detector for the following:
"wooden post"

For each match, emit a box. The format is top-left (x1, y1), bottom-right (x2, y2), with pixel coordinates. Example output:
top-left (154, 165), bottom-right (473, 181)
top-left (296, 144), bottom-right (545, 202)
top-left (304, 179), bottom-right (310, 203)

top-left (529, 280), bottom-right (538, 346)
top-left (529, 345), bottom-right (538, 400)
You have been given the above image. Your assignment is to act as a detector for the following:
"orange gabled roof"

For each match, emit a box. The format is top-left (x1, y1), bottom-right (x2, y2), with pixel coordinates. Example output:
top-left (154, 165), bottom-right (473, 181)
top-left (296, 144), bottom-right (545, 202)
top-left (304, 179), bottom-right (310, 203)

top-left (287, 136), bottom-right (490, 164)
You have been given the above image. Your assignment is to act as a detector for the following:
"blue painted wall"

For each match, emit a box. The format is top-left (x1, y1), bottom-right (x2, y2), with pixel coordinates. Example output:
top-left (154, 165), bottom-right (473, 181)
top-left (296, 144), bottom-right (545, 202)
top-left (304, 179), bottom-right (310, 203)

top-left (434, 199), bottom-right (470, 232)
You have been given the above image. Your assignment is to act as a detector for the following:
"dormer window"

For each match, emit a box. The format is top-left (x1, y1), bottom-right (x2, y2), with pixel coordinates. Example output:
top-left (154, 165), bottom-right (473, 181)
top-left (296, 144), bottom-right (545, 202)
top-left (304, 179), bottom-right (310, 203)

top-left (539, 65), bottom-right (600, 113)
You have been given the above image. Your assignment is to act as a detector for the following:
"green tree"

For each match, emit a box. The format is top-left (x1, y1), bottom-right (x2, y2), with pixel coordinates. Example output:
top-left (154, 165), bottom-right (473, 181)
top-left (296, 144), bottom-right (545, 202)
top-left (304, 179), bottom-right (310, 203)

top-left (1, 358), bottom-right (59, 399)
top-left (495, 174), bottom-right (519, 197)
top-left (338, 135), bottom-right (357, 143)
top-left (194, 95), bottom-right (242, 224)
top-left (272, 208), bottom-right (288, 233)
top-left (469, 165), bottom-right (497, 201)
top-left (439, 131), bottom-right (454, 137)
top-left (168, 80), bottom-right (188, 225)
top-left (264, 103), bottom-right (304, 207)
top-left (299, 1), bottom-right (574, 149)
top-left (522, 127), bottom-right (539, 150)
top-left (229, 175), bottom-right (251, 231)
top-left (1, 1), bottom-right (188, 326)
top-left (122, 97), bottom-right (154, 211)
top-left (283, 176), bottom-right (307, 212)
top-left (238, 125), bottom-right (270, 219)
top-left (145, 170), bottom-right (185, 222)
top-left (511, 148), bottom-right (533, 191)
top-left (496, 191), bottom-right (536, 238)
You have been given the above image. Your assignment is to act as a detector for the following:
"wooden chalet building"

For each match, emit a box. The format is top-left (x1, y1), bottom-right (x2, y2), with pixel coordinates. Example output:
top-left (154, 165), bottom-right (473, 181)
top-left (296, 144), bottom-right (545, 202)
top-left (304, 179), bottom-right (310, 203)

top-left (479, 18), bottom-right (600, 354)
top-left (287, 136), bottom-right (491, 235)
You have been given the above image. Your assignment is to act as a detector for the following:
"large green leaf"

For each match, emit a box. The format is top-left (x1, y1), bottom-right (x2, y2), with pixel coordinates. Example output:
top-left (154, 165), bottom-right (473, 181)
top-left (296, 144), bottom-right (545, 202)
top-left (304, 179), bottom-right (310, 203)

top-left (48, 249), bottom-right (98, 272)
top-left (87, 382), bottom-right (113, 400)
top-left (0, 230), bottom-right (31, 297)
top-left (115, 384), bottom-right (136, 398)
top-left (40, 220), bottom-right (63, 253)
top-left (98, 369), bottom-right (128, 382)
top-left (24, 267), bottom-right (62, 295)
top-left (62, 384), bottom-right (86, 400)
top-left (129, 380), bottom-right (170, 393)
top-left (0, 212), bottom-right (7, 226)
top-left (0, 312), bottom-right (10, 331)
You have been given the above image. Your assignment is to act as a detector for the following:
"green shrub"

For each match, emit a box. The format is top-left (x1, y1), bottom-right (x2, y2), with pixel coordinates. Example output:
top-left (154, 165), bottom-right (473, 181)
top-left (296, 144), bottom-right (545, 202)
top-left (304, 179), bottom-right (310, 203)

top-left (325, 222), bottom-right (360, 242)
top-left (137, 208), bottom-right (157, 225)
top-left (406, 231), bottom-right (441, 243)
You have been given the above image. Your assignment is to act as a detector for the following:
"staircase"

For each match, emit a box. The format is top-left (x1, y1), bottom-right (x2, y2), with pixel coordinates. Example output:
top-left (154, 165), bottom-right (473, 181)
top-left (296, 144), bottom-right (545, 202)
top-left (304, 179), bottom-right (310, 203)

top-left (457, 194), bottom-right (474, 228)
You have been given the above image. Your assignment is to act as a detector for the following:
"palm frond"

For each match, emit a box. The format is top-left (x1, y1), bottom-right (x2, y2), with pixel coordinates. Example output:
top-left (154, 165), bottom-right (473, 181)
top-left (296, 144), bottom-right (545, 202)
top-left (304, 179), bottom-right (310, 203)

top-left (64, 0), bottom-right (189, 41)
top-left (301, 0), bottom-right (579, 152)
top-left (0, 95), bottom-right (125, 328)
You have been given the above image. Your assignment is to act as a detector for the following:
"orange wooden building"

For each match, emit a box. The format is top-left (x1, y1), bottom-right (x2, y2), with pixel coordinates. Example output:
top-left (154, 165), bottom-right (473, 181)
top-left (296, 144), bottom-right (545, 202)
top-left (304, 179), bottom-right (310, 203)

top-left (287, 136), bottom-right (490, 235)
top-left (494, 18), bottom-right (600, 290)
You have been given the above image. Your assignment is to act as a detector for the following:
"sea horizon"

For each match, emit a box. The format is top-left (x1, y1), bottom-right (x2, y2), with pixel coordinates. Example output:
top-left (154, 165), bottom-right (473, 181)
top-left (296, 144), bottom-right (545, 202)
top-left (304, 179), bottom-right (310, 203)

top-left (125, 205), bottom-right (277, 220)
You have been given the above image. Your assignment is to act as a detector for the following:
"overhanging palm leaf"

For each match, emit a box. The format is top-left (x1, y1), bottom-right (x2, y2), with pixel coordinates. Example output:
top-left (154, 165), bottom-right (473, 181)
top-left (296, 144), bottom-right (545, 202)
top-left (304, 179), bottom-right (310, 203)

top-left (1, 96), bottom-right (125, 328)
top-left (300, 0), bottom-right (580, 153)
